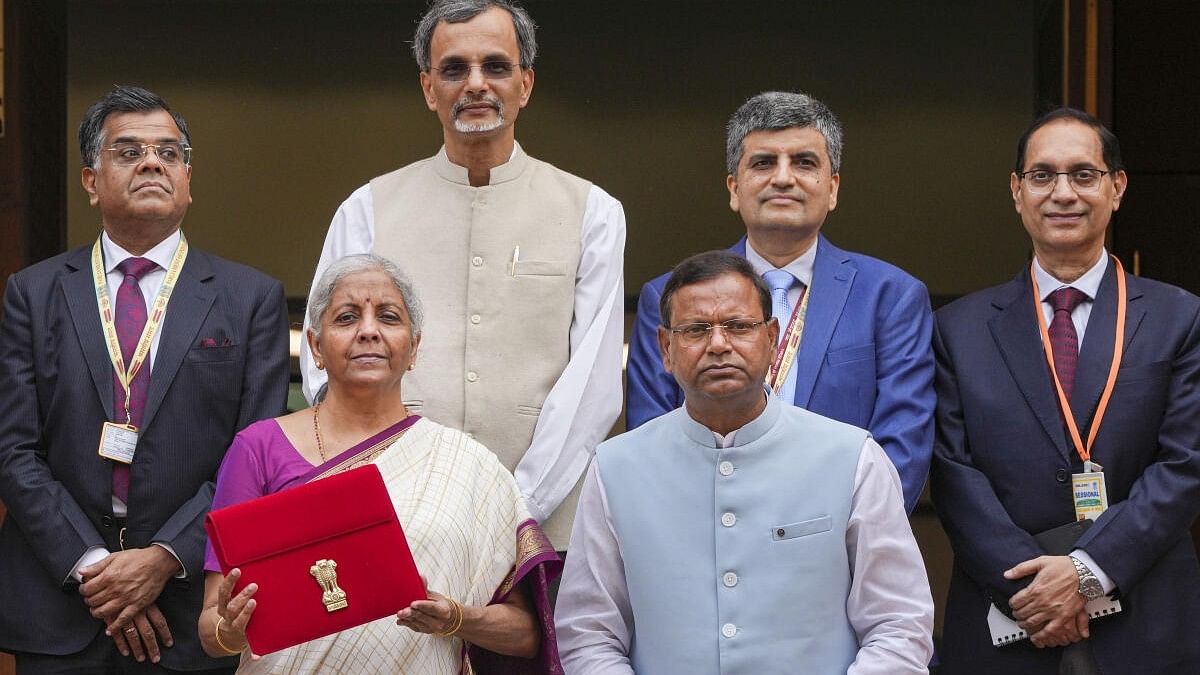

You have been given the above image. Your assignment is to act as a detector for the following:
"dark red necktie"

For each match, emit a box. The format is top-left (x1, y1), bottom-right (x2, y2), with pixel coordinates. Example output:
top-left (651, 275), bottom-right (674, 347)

top-left (111, 257), bottom-right (157, 504)
top-left (1047, 287), bottom-right (1087, 400)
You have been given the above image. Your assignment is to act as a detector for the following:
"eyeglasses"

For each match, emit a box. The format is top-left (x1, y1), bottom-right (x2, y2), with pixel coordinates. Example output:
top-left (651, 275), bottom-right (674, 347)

top-left (432, 60), bottom-right (518, 82)
top-left (105, 142), bottom-right (192, 167)
top-left (1017, 168), bottom-right (1110, 194)
top-left (669, 319), bottom-right (766, 345)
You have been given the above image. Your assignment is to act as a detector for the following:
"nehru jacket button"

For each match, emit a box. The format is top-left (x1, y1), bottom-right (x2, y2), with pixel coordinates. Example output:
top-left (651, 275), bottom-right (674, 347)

top-left (471, 256), bottom-right (483, 267)
top-left (467, 371), bottom-right (479, 382)
top-left (1056, 468), bottom-right (1069, 483)
top-left (776, 528), bottom-right (787, 538)
top-left (101, 515), bottom-right (114, 528)
top-left (470, 314), bottom-right (481, 325)
top-left (721, 512), bottom-right (736, 527)
top-left (721, 623), bottom-right (737, 638)
top-left (723, 572), bottom-right (738, 587)
top-left (719, 461), bottom-right (734, 476)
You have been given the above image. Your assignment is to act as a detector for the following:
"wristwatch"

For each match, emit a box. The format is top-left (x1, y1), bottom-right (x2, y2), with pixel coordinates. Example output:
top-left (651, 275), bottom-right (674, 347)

top-left (1071, 555), bottom-right (1105, 601)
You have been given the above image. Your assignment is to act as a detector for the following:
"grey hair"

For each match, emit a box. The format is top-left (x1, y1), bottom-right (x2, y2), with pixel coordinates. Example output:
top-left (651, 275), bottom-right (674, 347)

top-left (725, 91), bottom-right (843, 176)
top-left (308, 254), bottom-right (424, 340)
top-left (412, 0), bottom-right (537, 72)
top-left (78, 85), bottom-right (191, 169)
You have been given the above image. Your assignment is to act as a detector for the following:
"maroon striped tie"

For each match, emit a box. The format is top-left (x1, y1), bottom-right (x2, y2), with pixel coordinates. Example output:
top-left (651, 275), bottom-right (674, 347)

top-left (1048, 287), bottom-right (1087, 400)
top-left (111, 257), bottom-right (157, 504)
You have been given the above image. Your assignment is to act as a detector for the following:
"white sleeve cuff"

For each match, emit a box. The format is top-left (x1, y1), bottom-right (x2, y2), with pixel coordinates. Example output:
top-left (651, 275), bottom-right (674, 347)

top-left (521, 491), bottom-right (549, 524)
top-left (152, 542), bottom-right (187, 579)
top-left (69, 546), bottom-right (111, 583)
top-left (1070, 550), bottom-right (1116, 595)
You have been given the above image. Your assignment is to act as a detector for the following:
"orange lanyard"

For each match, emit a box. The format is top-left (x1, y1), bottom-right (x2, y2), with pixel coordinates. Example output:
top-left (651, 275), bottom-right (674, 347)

top-left (1029, 255), bottom-right (1126, 462)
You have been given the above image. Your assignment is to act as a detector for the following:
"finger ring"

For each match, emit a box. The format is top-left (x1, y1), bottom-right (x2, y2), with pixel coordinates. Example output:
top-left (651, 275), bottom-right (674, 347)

top-left (125, 627), bottom-right (138, 634)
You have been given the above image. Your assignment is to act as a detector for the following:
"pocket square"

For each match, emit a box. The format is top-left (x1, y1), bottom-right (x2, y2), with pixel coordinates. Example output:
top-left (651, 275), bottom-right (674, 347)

top-left (199, 337), bottom-right (233, 348)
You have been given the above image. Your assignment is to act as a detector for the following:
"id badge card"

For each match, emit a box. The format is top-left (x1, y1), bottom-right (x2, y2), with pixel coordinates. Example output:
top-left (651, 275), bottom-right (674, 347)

top-left (1072, 463), bottom-right (1109, 521)
top-left (98, 422), bottom-right (138, 464)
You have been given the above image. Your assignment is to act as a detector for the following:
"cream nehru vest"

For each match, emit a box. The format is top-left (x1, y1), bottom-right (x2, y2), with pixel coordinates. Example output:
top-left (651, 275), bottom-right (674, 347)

top-left (370, 143), bottom-right (589, 546)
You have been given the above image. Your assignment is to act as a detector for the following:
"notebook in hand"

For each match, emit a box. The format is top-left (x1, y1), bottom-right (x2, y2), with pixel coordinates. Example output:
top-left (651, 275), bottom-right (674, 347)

top-left (205, 463), bottom-right (426, 655)
top-left (987, 519), bottom-right (1122, 647)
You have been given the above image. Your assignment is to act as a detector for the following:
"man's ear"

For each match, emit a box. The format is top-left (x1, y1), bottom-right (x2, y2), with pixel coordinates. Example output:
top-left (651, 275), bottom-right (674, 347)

top-left (82, 167), bottom-right (100, 207)
top-left (658, 326), bottom-right (674, 375)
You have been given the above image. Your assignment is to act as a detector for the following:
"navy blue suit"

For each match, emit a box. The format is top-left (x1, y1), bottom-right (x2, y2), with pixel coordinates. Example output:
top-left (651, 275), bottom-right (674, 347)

top-left (626, 235), bottom-right (935, 511)
top-left (0, 244), bottom-right (290, 670)
top-left (931, 263), bottom-right (1200, 674)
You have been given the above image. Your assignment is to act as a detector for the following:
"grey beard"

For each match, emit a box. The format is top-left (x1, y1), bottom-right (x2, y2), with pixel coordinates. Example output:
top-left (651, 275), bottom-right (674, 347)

top-left (453, 110), bottom-right (505, 134)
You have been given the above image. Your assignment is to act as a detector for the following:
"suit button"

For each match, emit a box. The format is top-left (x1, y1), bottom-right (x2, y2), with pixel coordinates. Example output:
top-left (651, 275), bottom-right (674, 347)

top-left (471, 256), bottom-right (483, 267)
top-left (723, 572), bottom-right (738, 587)
top-left (466, 371), bottom-right (479, 382)
top-left (1056, 468), bottom-right (1069, 483)
top-left (721, 623), bottom-right (737, 638)
top-left (719, 461), bottom-right (734, 476)
top-left (101, 516), bottom-right (114, 528)
top-left (721, 512), bottom-right (736, 527)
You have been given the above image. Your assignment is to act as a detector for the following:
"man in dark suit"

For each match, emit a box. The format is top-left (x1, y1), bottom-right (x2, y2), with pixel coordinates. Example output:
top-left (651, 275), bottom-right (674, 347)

top-left (931, 107), bottom-right (1200, 674)
top-left (0, 86), bottom-right (290, 672)
top-left (626, 91), bottom-right (935, 511)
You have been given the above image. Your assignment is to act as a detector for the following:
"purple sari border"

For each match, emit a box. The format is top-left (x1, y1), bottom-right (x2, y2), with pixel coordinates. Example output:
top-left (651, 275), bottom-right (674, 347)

top-left (297, 414), bottom-right (421, 484)
top-left (465, 518), bottom-right (563, 675)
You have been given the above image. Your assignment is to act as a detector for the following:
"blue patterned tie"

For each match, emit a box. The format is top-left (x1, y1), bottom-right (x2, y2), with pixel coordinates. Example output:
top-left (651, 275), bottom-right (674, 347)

top-left (762, 269), bottom-right (795, 346)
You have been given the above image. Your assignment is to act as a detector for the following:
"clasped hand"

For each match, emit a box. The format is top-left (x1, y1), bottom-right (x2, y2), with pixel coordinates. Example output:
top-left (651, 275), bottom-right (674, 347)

top-left (1004, 554), bottom-right (1089, 648)
top-left (79, 546), bottom-right (180, 662)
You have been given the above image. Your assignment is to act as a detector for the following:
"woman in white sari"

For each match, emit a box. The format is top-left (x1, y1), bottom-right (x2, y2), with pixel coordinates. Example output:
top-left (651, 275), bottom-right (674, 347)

top-left (197, 254), bottom-right (562, 674)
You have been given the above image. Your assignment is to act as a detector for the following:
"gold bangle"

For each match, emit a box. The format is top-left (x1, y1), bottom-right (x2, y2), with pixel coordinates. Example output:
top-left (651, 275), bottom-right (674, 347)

top-left (433, 597), bottom-right (465, 637)
top-left (214, 616), bottom-right (246, 655)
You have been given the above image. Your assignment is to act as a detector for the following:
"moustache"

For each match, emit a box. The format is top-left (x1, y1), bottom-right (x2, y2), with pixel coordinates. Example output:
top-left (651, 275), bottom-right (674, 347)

top-left (452, 95), bottom-right (502, 117)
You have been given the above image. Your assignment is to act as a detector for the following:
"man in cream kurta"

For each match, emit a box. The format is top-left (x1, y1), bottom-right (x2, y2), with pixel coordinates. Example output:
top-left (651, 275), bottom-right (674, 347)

top-left (302, 0), bottom-right (624, 547)
top-left (555, 251), bottom-right (933, 673)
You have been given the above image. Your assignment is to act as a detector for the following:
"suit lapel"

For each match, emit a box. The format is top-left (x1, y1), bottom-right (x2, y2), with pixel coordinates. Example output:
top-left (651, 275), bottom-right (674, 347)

top-left (1071, 262), bottom-right (1146, 435)
top-left (141, 251), bottom-right (216, 432)
top-left (792, 237), bottom-right (853, 409)
top-left (62, 247), bottom-right (116, 420)
top-left (988, 270), bottom-right (1073, 460)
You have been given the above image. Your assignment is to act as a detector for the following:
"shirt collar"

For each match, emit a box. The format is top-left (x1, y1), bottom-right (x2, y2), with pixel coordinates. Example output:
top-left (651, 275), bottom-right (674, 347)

top-left (745, 238), bottom-right (817, 287)
top-left (101, 229), bottom-right (182, 275)
top-left (1032, 248), bottom-right (1109, 302)
top-left (679, 385), bottom-right (782, 448)
top-left (432, 141), bottom-right (526, 186)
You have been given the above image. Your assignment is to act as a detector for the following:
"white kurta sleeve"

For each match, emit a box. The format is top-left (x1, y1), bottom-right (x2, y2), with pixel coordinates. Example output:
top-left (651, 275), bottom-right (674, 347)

top-left (512, 185), bottom-right (626, 522)
top-left (555, 462), bottom-right (636, 675)
top-left (845, 438), bottom-right (936, 675)
top-left (301, 184), bottom-right (375, 403)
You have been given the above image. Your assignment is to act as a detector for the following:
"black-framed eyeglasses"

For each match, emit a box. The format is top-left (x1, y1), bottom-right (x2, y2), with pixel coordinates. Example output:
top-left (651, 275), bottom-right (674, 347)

top-left (432, 60), bottom-right (518, 82)
top-left (1017, 168), bottom-right (1109, 194)
top-left (668, 319), bottom-right (767, 346)
top-left (105, 142), bottom-right (192, 167)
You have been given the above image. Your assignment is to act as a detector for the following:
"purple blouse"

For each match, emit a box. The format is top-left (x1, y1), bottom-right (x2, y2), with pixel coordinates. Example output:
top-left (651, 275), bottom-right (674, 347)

top-left (203, 419), bottom-right (318, 572)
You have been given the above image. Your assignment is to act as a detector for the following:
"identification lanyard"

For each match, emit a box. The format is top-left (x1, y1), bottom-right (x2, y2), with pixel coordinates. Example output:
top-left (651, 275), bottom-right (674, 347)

top-left (90, 234), bottom-right (189, 425)
top-left (1029, 255), bottom-right (1126, 467)
top-left (766, 283), bottom-right (810, 394)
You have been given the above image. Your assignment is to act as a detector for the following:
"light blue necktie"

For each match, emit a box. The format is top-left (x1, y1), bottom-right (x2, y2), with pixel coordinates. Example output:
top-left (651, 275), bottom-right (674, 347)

top-left (762, 269), bottom-right (798, 401)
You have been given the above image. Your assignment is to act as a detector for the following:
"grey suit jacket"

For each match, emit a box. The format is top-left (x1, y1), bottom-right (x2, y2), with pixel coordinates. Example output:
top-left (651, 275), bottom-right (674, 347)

top-left (0, 243), bottom-right (290, 668)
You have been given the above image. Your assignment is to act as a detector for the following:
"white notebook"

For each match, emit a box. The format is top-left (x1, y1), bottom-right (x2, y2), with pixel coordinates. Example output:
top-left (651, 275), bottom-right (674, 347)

top-left (987, 597), bottom-right (1122, 646)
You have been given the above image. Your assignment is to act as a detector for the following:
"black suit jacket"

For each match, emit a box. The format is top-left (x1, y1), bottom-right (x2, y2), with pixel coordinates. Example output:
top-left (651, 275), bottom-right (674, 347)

top-left (931, 262), bottom-right (1200, 674)
top-left (0, 243), bottom-right (290, 668)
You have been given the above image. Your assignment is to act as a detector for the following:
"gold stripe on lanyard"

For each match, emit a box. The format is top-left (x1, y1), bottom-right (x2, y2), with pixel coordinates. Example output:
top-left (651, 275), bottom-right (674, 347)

top-left (91, 233), bottom-right (190, 424)
top-left (766, 283), bottom-right (810, 394)
top-left (1029, 255), bottom-right (1126, 463)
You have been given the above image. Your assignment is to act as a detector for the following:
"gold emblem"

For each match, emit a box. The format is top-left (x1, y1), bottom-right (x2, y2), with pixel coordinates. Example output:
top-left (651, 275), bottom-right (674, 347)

top-left (310, 559), bottom-right (348, 612)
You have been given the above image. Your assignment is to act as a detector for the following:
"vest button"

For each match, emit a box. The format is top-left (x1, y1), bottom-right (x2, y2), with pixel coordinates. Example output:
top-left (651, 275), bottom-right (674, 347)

top-left (101, 515), bottom-right (115, 528)
top-left (467, 371), bottom-right (479, 382)
top-left (721, 512), bottom-right (736, 527)
top-left (471, 256), bottom-right (483, 267)
top-left (723, 572), bottom-right (738, 587)
top-left (470, 314), bottom-right (481, 325)
top-left (721, 623), bottom-right (737, 638)
top-left (719, 461), bottom-right (734, 476)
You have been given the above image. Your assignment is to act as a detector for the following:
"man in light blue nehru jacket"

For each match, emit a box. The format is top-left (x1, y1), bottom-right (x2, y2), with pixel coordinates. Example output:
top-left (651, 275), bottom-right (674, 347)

top-left (627, 91), bottom-right (934, 513)
top-left (556, 251), bottom-right (934, 674)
